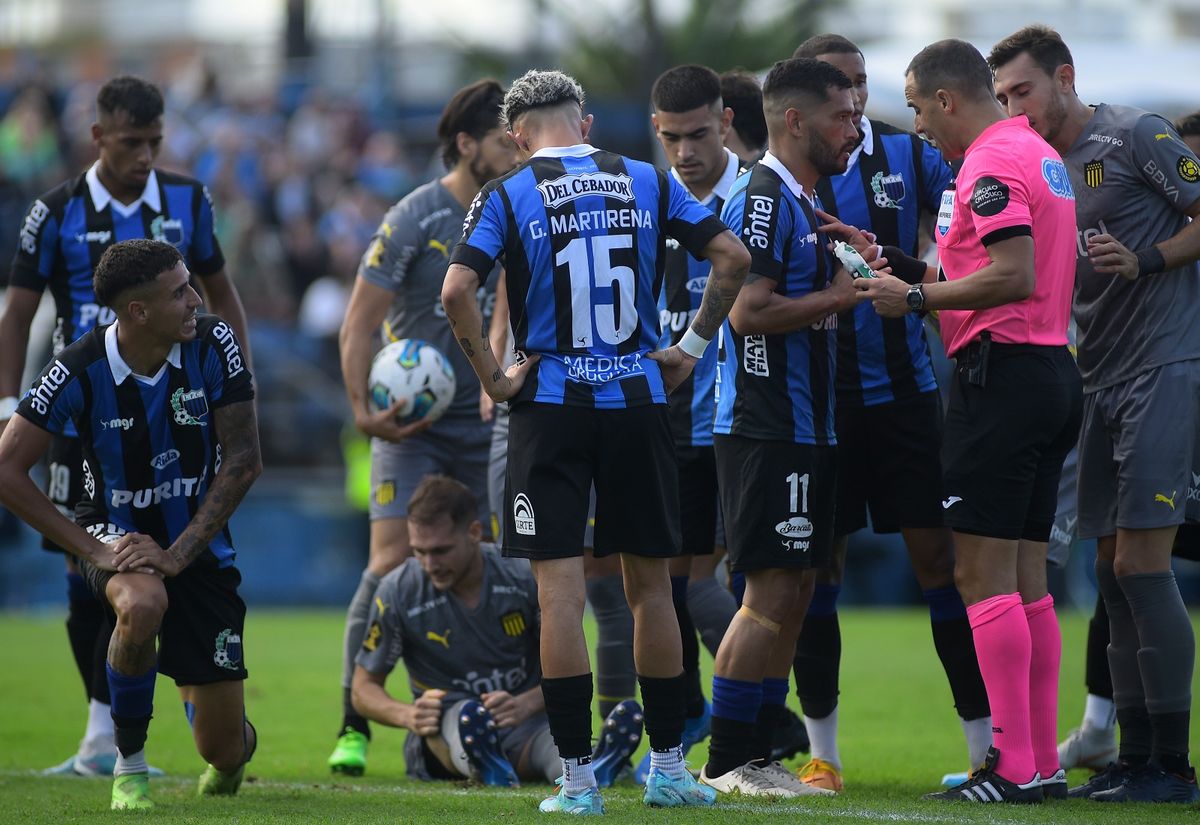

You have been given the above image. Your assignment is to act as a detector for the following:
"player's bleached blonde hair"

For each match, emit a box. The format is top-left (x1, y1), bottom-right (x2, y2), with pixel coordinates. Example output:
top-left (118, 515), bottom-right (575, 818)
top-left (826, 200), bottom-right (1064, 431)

top-left (502, 70), bottom-right (585, 130)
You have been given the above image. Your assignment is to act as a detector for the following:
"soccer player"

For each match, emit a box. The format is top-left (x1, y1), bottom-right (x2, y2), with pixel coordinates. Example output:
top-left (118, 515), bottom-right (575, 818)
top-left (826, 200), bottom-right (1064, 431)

top-left (991, 26), bottom-right (1200, 803)
top-left (0, 239), bottom-right (260, 810)
top-left (788, 34), bottom-right (989, 792)
top-left (699, 57), bottom-right (859, 798)
top-left (719, 71), bottom-right (768, 167)
top-left (0, 75), bottom-right (249, 777)
top-left (331, 79), bottom-right (519, 775)
top-left (854, 39), bottom-right (1081, 803)
top-left (351, 475), bottom-right (559, 785)
top-left (442, 68), bottom-right (750, 813)
top-left (1177, 111), bottom-right (1200, 157)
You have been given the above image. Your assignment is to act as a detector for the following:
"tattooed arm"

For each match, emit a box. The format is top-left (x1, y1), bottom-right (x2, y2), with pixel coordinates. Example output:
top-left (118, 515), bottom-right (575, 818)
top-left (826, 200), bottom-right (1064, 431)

top-left (113, 400), bottom-right (262, 576)
top-left (442, 263), bottom-right (537, 403)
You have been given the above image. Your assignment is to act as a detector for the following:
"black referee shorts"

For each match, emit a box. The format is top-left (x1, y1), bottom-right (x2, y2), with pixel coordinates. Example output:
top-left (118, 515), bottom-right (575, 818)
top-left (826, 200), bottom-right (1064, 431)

top-left (941, 342), bottom-right (1081, 542)
top-left (503, 400), bottom-right (680, 560)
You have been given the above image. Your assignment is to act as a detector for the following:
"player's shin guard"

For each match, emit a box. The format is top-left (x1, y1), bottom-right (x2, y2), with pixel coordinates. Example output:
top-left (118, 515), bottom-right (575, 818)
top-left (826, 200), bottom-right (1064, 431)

top-left (671, 577), bottom-right (705, 718)
top-left (585, 575), bottom-right (636, 718)
top-left (639, 673), bottom-right (687, 752)
top-left (750, 677), bottom-right (789, 765)
top-left (925, 587), bottom-right (991, 736)
top-left (794, 585), bottom-right (841, 721)
top-left (1023, 595), bottom-right (1062, 780)
top-left (340, 570), bottom-right (380, 736)
top-left (107, 663), bottom-right (155, 774)
top-left (1096, 559), bottom-right (1152, 766)
top-left (966, 594), bottom-right (1036, 783)
top-left (707, 676), bottom-right (762, 777)
top-left (542, 673), bottom-right (595, 760)
top-left (1086, 593), bottom-right (1114, 700)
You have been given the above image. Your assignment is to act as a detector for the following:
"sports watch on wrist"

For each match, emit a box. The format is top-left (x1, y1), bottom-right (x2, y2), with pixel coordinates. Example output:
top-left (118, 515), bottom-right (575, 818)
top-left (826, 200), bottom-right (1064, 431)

top-left (905, 284), bottom-right (925, 314)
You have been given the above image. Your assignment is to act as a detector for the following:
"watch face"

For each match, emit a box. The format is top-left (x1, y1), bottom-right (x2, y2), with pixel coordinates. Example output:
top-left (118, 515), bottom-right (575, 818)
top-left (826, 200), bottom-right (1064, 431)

top-left (906, 287), bottom-right (923, 310)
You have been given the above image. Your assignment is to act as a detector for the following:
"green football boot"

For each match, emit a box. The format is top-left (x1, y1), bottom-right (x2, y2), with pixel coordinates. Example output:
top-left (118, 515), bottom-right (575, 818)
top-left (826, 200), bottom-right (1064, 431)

top-left (328, 728), bottom-right (368, 776)
top-left (198, 762), bottom-right (245, 796)
top-left (111, 773), bottom-right (153, 811)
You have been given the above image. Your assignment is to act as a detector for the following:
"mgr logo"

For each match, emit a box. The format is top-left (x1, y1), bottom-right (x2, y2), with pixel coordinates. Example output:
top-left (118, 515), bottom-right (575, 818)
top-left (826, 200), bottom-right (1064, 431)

top-left (513, 493), bottom-right (536, 536)
top-left (536, 172), bottom-right (635, 209)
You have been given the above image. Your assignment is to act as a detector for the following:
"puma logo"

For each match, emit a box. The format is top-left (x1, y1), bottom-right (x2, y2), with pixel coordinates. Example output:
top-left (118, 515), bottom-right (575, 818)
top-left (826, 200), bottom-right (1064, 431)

top-left (426, 628), bottom-right (452, 649)
top-left (428, 238), bottom-right (451, 258)
top-left (1155, 491), bottom-right (1177, 510)
top-left (942, 496), bottom-right (962, 509)
top-left (374, 597), bottom-right (388, 616)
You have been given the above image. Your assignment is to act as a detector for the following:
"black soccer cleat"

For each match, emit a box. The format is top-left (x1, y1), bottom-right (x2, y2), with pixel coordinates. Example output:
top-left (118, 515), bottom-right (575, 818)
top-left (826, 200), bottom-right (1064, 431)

top-left (770, 707), bottom-right (810, 762)
top-left (591, 699), bottom-right (643, 788)
top-left (1067, 760), bottom-right (1133, 799)
top-left (924, 747), bottom-right (1043, 804)
top-left (1091, 764), bottom-right (1200, 804)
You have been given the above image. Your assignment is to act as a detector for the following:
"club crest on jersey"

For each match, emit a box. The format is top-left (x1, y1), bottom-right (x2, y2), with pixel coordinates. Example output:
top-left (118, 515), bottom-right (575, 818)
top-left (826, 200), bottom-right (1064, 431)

top-left (513, 493), bottom-right (536, 536)
top-left (501, 611), bottom-right (527, 637)
top-left (171, 388), bottom-right (208, 426)
top-left (1084, 160), bottom-right (1104, 188)
top-left (213, 628), bottom-right (242, 670)
top-left (536, 172), bottom-right (635, 210)
top-left (1179, 155), bottom-right (1200, 183)
top-left (150, 216), bottom-right (185, 247)
top-left (871, 171), bottom-right (906, 209)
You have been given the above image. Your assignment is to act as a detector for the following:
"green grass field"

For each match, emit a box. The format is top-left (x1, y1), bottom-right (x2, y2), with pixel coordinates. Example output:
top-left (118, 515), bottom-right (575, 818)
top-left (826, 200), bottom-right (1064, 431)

top-left (1, 608), bottom-right (1197, 822)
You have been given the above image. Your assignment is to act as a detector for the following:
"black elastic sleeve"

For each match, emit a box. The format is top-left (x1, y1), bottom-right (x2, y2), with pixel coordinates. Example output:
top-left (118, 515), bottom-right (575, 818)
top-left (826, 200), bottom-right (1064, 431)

top-left (880, 245), bottom-right (930, 285)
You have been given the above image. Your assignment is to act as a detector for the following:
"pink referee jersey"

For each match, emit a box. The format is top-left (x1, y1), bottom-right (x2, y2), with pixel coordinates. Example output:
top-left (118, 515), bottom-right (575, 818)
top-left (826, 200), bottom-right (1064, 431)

top-left (936, 117), bottom-right (1077, 357)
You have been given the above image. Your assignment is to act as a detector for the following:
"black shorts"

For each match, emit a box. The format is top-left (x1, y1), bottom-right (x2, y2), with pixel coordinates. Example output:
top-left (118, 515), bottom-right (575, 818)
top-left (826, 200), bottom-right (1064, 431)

top-left (42, 434), bottom-right (87, 553)
top-left (941, 343), bottom-right (1082, 542)
top-left (503, 401), bottom-right (680, 560)
top-left (714, 434), bottom-right (836, 572)
top-left (677, 446), bottom-right (717, 556)
top-left (80, 553), bottom-right (248, 686)
top-left (834, 390), bottom-right (945, 536)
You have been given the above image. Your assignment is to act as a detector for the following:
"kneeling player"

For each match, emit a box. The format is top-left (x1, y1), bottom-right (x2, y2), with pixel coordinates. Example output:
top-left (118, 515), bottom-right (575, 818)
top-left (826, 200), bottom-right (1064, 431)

top-left (0, 239), bottom-right (260, 810)
top-left (352, 476), bottom-right (558, 785)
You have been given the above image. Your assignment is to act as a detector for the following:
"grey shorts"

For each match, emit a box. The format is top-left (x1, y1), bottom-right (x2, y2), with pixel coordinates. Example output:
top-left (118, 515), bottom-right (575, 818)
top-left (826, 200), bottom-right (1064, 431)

top-left (370, 417), bottom-right (491, 527)
top-left (1047, 445), bottom-right (1079, 568)
top-left (1078, 359), bottom-right (1200, 539)
top-left (402, 697), bottom-right (551, 780)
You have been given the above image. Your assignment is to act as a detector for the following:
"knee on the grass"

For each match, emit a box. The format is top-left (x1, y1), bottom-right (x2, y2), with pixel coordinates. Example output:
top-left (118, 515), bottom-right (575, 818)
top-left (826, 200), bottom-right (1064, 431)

top-left (196, 722), bottom-right (252, 773)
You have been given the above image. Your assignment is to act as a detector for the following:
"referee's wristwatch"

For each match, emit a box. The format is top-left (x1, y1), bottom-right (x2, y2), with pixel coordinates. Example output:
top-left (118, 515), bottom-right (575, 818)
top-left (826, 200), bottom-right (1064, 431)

top-left (905, 284), bottom-right (926, 315)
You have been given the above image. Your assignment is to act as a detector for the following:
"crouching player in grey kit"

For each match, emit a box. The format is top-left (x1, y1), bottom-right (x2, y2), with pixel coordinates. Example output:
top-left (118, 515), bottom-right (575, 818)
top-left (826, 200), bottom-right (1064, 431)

top-left (351, 476), bottom-right (559, 785)
top-left (0, 239), bottom-right (260, 810)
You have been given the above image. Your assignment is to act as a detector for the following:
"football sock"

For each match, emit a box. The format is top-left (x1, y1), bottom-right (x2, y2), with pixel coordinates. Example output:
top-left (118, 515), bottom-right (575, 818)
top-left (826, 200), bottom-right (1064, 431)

top-left (340, 569), bottom-right (380, 735)
top-left (707, 676), bottom-right (762, 776)
top-left (750, 677), bottom-right (789, 766)
top-left (924, 586), bottom-right (990, 723)
top-left (1083, 694), bottom-right (1117, 732)
top-left (91, 614), bottom-right (112, 705)
top-left (1023, 594), bottom-right (1062, 779)
top-left (65, 572), bottom-right (103, 699)
top-left (80, 698), bottom-right (116, 757)
top-left (966, 593), bottom-right (1036, 783)
top-left (650, 745), bottom-right (687, 779)
top-left (960, 716), bottom-right (993, 769)
top-left (585, 575), bottom-right (635, 719)
top-left (670, 577), bottom-right (705, 718)
top-left (115, 748), bottom-right (148, 777)
top-left (1085, 593), bottom-right (1114, 701)
top-left (1095, 560), bottom-right (1150, 765)
top-left (1120, 571), bottom-right (1194, 774)
top-left (542, 673), bottom-right (594, 760)
top-left (794, 584), bottom-right (841, 721)
top-left (686, 576), bottom-right (737, 659)
top-left (562, 756), bottom-right (595, 795)
top-left (638, 673), bottom-right (686, 752)
top-left (107, 663), bottom-right (155, 762)
top-left (804, 705), bottom-right (841, 769)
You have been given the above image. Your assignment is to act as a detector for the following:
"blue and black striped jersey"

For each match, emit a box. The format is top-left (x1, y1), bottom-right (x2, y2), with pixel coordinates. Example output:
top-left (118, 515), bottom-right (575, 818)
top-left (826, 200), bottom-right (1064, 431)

top-left (451, 144), bottom-right (725, 409)
top-left (714, 153), bottom-right (837, 446)
top-left (15, 315), bottom-right (254, 568)
top-left (658, 148), bottom-right (741, 448)
top-left (814, 117), bottom-right (953, 406)
top-left (11, 165), bottom-right (225, 355)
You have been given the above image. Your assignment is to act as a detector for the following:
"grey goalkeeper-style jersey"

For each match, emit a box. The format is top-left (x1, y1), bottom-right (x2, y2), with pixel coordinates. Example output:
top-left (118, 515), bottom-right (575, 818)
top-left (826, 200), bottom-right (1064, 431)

top-left (358, 180), bottom-right (500, 422)
top-left (355, 544), bottom-right (540, 704)
top-left (1066, 104), bottom-right (1200, 392)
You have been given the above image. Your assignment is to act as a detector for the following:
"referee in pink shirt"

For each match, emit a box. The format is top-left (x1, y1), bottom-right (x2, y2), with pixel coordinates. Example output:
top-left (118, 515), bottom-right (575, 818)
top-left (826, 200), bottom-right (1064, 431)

top-left (852, 39), bottom-right (1081, 804)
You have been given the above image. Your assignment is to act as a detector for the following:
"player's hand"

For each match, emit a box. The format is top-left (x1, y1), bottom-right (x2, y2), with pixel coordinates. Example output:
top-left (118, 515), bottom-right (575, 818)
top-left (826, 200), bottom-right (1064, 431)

top-left (816, 208), bottom-right (879, 258)
top-left (1086, 233), bottom-right (1139, 280)
top-left (86, 538), bottom-right (124, 573)
top-left (854, 270), bottom-right (911, 317)
top-left (111, 532), bottom-right (175, 576)
top-left (355, 401), bottom-right (435, 443)
top-left (486, 355), bottom-right (540, 403)
top-left (647, 345), bottom-right (698, 394)
top-left (480, 388), bottom-right (496, 422)
top-left (411, 689), bottom-right (446, 737)
top-left (481, 690), bottom-right (527, 729)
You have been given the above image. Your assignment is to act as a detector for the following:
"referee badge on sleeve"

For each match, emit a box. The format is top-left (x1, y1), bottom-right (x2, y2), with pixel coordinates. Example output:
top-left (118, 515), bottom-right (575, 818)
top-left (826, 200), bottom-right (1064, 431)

top-left (1084, 160), bottom-right (1104, 188)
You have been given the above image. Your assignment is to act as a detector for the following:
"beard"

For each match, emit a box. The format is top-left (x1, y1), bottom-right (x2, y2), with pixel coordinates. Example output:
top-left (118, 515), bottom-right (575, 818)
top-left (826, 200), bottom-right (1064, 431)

top-left (469, 153), bottom-right (506, 188)
top-left (1039, 94), bottom-right (1069, 146)
top-left (809, 129), bottom-right (854, 177)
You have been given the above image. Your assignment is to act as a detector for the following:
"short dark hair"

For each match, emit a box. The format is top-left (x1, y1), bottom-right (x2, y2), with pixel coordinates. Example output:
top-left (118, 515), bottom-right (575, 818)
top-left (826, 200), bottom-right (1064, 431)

top-left (93, 239), bottom-right (183, 308)
top-left (987, 25), bottom-right (1075, 77)
top-left (793, 33), bottom-right (862, 60)
top-left (437, 79), bottom-right (506, 168)
top-left (762, 58), bottom-right (852, 117)
top-left (407, 475), bottom-right (478, 532)
top-left (651, 65), bottom-right (722, 114)
top-left (906, 39), bottom-right (995, 101)
top-left (720, 70), bottom-right (767, 151)
top-left (96, 76), bottom-right (163, 128)
top-left (1176, 111), bottom-right (1200, 138)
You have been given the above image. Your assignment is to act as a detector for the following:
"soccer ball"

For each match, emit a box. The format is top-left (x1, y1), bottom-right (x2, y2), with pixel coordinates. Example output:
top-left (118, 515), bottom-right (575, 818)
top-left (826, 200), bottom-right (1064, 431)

top-left (368, 339), bottom-right (456, 424)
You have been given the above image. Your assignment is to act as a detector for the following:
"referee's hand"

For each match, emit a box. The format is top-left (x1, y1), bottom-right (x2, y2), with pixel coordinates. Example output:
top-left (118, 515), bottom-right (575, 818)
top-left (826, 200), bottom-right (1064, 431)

top-left (648, 345), bottom-right (698, 394)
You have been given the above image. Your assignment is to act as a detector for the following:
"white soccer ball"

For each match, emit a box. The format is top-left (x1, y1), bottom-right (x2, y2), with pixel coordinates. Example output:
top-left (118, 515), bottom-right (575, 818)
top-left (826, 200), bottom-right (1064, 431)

top-left (368, 339), bottom-right (457, 424)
